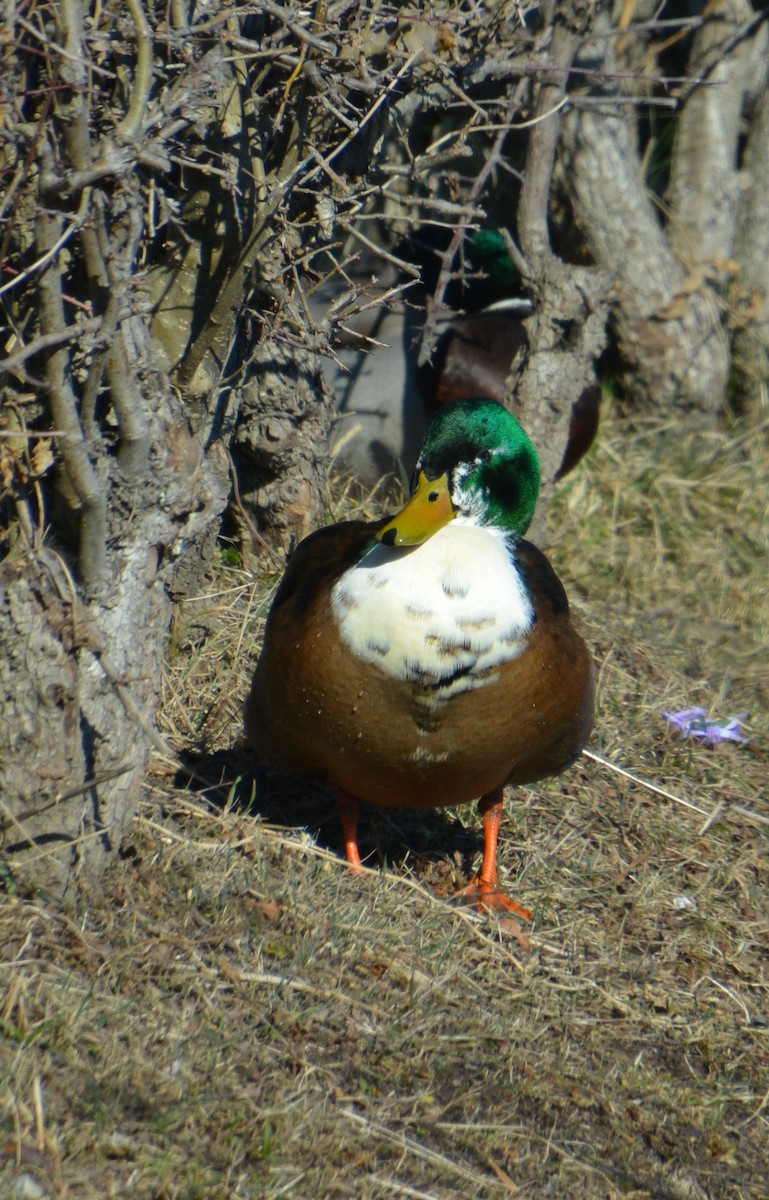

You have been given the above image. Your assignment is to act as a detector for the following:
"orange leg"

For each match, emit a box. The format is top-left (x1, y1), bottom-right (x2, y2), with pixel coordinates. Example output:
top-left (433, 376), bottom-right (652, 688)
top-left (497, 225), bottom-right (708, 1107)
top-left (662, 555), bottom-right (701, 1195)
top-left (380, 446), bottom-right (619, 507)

top-left (456, 788), bottom-right (532, 920)
top-left (336, 788), bottom-right (365, 873)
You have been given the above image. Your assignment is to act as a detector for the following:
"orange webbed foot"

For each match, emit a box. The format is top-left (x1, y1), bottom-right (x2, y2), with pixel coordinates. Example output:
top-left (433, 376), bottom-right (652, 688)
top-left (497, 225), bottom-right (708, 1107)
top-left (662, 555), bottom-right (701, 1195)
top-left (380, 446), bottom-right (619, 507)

top-left (455, 877), bottom-right (532, 920)
top-left (452, 788), bottom-right (533, 948)
top-left (454, 877), bottom-right (532, 951)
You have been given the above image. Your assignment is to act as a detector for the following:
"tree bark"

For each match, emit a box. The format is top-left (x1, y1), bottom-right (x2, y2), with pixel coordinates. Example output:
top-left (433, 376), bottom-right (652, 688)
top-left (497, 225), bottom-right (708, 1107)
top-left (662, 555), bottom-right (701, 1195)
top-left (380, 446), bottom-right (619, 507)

top-left (556, 7), bottom-right (769, 421)
top-left (732, 55), bottom-right (769, 416)
top-left (666, 0), bottom-right (765, 267)
top-left (561, 96), bottom-right (724, 419)
top-left (0, 1), bottom-right (327, 900)
top-left (513, 11), bottom-right (610, 502)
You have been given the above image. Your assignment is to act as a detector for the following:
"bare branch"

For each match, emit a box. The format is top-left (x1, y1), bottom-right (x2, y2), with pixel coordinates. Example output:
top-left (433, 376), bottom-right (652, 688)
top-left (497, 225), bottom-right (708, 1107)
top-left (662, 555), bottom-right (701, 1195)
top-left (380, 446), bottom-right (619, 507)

top-left (418, 81), bottom-right (528, 367)
top-left (336, 218), bottom-right (421, 282)
top-left (248, 1), bottom-right (337, 54)
top-left (36, 199), bottom-right (107, 593)
top-left (668, 0), bottom-right (767, 266)
top-left (0, 196), bottom-right (90, 296)
top-left (518, 20), bottom-right (579, 266)
top-left (0, 319), bottom-right (102, 378)
top-left (115, 0), bottom-right (154, 144)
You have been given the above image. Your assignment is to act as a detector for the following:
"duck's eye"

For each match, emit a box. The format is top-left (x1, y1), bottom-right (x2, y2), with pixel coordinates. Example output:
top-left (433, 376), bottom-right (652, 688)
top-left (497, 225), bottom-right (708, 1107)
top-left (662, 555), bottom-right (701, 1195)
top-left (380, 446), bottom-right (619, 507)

top-left (477, 449), bottom-right (492, 464)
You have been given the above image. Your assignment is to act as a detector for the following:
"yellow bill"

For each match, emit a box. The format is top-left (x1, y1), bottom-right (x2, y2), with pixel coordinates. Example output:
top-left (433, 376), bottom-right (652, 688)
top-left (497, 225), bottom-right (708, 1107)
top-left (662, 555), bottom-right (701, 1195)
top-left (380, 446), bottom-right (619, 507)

top-left (377, 471), bottom-right (456, 547)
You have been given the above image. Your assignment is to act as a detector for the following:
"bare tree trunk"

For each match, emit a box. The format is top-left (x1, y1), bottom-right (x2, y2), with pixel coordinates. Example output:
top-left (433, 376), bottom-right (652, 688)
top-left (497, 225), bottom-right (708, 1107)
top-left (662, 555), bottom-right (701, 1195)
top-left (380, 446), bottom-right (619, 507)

top-left (558, 1), bottom-right (768, 422)
top-left (0, 1), bottom-right (330, 900)
top-left (234, 338), bottom-right (333, 561)
top-left (732, 60), bottom-right (769, 417)
top-left (513, 13), bottom-right (610, 505)
top-left (666, 0), bottom-right (765, 267)
top-left (560, 61), bottom-right (722, 418)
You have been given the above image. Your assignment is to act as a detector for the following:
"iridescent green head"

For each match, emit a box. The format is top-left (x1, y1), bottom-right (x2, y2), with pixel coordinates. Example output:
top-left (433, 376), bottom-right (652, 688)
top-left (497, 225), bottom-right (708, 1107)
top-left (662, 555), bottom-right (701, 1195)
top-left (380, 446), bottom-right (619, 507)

top-left (378, 399), bottom-right (541, 546)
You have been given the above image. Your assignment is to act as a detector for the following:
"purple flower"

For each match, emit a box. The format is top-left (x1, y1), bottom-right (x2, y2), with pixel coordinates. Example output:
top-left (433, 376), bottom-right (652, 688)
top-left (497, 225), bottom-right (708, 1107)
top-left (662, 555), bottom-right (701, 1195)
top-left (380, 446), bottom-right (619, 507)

top-left (662, 708), bottom-right (748, 745)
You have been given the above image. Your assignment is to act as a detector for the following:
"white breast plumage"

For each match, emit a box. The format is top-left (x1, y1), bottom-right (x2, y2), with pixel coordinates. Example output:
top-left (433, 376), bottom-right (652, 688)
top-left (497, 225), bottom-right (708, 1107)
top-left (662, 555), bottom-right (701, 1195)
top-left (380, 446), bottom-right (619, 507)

top-left (331, 521), bottom-right (534, 698)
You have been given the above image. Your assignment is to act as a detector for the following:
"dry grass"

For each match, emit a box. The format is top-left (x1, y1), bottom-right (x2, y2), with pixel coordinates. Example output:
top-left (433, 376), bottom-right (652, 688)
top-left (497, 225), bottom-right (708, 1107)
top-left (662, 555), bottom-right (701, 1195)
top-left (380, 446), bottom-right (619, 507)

top-left (2, 406), bottom-right (769, 1199)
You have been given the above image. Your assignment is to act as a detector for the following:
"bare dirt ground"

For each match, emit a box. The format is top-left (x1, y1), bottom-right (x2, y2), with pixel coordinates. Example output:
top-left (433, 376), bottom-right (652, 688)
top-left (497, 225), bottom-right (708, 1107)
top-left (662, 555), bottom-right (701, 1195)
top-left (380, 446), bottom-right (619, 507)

top-left (2, 407), bottom-right (768, 1199)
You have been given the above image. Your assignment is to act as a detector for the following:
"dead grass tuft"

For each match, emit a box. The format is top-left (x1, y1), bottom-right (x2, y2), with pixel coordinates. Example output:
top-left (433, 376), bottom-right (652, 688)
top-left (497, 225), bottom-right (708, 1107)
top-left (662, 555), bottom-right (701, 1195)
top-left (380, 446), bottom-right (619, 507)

top-left (3, 406), bottom-right (768, 1198)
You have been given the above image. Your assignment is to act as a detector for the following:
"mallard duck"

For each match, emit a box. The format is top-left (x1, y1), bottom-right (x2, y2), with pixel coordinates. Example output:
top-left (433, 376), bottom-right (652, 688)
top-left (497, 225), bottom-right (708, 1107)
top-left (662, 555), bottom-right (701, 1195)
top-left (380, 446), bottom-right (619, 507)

top-left (322, 228), bottom-right (599, 487)
top-left (412, 229), bottom-right (600, 480)
top-left (245, 398), bottom-right (594, 918)
top-left (417, 312), bottom-right (601, 482)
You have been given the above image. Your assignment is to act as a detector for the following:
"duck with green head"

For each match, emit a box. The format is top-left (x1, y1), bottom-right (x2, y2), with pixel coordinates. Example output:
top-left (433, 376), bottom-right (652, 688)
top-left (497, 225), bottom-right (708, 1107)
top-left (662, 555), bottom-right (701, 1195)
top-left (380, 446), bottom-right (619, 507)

top-left (245, 398), bottom-right (594, 919)
top-left (415, 228), bottom-right (600, 480)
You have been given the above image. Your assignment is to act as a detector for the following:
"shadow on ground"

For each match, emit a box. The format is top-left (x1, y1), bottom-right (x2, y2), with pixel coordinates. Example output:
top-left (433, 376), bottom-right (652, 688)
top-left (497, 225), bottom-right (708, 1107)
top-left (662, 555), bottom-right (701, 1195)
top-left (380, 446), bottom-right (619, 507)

top-left (173, 743), bottom-right (488, 886)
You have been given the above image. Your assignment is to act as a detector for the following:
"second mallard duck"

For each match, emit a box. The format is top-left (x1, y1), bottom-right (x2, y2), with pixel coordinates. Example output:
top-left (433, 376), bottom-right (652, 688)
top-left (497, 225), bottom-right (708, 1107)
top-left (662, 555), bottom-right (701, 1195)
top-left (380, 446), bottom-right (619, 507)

top-left (245, 398), bottom-right (594, 917)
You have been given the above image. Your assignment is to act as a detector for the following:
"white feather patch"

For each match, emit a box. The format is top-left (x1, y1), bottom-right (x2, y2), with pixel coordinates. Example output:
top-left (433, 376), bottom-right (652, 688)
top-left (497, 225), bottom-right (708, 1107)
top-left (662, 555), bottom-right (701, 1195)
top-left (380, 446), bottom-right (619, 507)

top-left (331, 521), bottom-right (533, 697)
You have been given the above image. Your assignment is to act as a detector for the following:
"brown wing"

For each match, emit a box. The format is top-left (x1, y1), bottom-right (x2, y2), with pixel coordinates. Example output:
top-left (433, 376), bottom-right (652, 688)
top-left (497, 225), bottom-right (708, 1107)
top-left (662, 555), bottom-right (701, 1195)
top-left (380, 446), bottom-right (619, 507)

top-left (266, 521), bottom-right (380, 621)
top-left (244, 519), bottom-right (381, 770)
top-left (419, 312), bottom-right (527, 414)
top-left (498, 539), bottom-right (594, 784)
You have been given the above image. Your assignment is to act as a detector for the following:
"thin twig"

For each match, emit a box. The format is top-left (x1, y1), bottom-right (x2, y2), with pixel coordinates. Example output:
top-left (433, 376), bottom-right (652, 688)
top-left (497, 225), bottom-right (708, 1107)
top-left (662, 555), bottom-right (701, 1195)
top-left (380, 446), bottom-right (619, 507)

top-left (0, 319), bottom-right (102, 374)
top-left (343, 1108), bottom-right (511, 1193)
top-left (0, 192), bottom-right (90, 296)
top-left (336, 217), bottom-right (421, 280)
top-left (418, 80), bottom-right (528, 367)
top-left (583, 749), bottom-right (769, 827)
